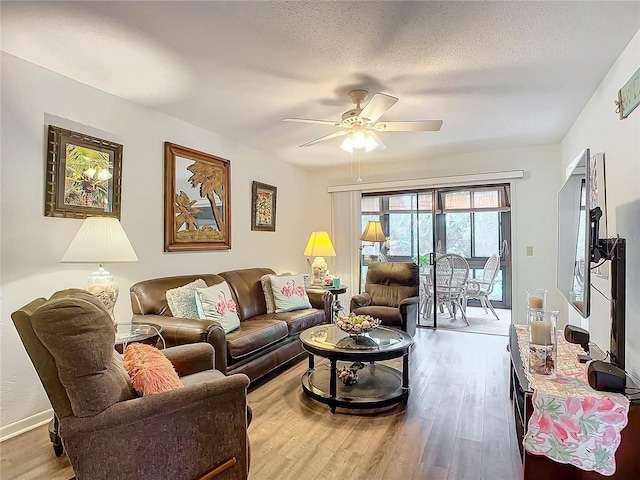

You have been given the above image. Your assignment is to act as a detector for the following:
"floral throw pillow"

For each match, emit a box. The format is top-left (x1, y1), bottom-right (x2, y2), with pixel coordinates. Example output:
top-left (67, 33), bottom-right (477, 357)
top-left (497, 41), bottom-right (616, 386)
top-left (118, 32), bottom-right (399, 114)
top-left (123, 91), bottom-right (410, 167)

top-left (261, 272), bottom-right (292, 314)
top-left (269, 274), bottom-right (312, 313)
top-left (195, 282), bottom-right (241, 333)
top-left (165, 279), bottom-right (207, 319)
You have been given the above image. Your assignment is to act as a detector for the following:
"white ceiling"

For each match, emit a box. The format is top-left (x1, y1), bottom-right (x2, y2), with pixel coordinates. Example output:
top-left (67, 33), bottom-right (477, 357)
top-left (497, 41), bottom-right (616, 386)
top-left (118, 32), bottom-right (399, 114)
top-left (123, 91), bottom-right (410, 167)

top-left (2, 1), bottom-right (639, 167)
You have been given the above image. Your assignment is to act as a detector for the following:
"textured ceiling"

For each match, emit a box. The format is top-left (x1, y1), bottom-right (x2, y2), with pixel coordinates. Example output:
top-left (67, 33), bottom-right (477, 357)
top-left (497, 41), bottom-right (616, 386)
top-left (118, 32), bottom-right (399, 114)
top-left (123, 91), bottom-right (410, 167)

top-left (2, 1), bottom-right (639, 167)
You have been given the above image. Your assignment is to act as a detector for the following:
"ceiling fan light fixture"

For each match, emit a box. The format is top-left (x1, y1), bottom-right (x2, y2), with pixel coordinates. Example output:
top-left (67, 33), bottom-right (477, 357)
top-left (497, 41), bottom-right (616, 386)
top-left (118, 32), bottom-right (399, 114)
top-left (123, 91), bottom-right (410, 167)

top-left (351, 130), bottom-right (367, 149)
top-left (340, 136), bottom-right (353, 153)
top-left (364, 135), bottom-right (379, 152)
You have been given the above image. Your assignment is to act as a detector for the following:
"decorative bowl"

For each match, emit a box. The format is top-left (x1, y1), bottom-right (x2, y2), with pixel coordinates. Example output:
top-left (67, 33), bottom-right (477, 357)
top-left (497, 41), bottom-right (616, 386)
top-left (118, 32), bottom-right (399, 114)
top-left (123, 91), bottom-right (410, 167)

top-left (335, 314), bottom-right (380, 336)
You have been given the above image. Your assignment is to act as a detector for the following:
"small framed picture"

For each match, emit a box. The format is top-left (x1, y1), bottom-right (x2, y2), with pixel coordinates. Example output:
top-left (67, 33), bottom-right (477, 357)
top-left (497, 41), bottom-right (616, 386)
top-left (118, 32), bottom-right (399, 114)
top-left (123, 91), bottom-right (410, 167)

top-left (45, 125), bottom-right (122, 219)
top-left (164, 142), bottom-right (231, 252)
top-left (251, 181), bottom-right (277, 232)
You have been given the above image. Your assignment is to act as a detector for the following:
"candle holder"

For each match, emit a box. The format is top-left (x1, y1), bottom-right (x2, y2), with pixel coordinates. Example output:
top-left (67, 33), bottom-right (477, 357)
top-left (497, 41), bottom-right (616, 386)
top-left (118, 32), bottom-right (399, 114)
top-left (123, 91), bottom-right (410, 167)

top-left (527, 288), bottom-right (547, 311)
top-left (528, 310), bottom-right (558, 377)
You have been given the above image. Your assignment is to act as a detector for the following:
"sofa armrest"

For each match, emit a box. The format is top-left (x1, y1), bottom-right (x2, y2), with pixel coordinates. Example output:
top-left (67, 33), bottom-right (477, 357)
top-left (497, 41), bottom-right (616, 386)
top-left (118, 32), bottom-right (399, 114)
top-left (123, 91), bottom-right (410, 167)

top-left (399, 296), bottom-right (420, 337)
top-left (162, 343), bottom-right (215, 377)
top-left (60, 374), bottom-right (250, 480)
top-left (307, 290), bottom-right (333, 323)
top-left (350, 293), bottom-right (372, 310)
top-left (132, 314), bottom-right (228, 374)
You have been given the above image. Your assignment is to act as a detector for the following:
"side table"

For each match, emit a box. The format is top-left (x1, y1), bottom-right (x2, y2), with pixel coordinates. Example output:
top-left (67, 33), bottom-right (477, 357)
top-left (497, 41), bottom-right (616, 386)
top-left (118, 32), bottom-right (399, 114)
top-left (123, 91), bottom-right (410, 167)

top-left (114, 323), bottom-right (163, 354)
top-left (307, 285), bottom-right (348, 322)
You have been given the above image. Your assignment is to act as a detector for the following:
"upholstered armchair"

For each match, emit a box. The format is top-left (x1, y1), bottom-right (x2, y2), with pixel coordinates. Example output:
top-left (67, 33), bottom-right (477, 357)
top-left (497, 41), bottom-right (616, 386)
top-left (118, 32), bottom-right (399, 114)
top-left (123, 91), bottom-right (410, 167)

top-left (12, 289), bottom-right (250, 480)
top-left (350, 262), bottom-right (420, 336)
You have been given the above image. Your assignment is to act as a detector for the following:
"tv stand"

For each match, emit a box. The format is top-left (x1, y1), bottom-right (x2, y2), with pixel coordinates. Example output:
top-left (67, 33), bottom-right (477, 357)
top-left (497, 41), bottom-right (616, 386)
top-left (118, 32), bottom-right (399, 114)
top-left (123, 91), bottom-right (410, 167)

top-left (509, 325), bottom-right (640, 479)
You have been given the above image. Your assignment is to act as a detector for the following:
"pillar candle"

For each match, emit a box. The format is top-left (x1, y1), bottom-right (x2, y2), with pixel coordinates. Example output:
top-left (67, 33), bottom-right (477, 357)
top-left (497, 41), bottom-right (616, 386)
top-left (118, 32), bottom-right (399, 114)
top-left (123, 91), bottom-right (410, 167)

top-left (530, 321), bottom-right (552, 344)
top-left (529, 296), bottom-right (544, 309)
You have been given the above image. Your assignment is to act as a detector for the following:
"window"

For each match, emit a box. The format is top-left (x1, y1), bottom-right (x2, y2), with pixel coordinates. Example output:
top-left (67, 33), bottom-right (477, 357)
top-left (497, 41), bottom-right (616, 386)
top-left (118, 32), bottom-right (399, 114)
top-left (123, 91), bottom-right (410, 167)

top-left (361, 185), bottom-right (511, 307)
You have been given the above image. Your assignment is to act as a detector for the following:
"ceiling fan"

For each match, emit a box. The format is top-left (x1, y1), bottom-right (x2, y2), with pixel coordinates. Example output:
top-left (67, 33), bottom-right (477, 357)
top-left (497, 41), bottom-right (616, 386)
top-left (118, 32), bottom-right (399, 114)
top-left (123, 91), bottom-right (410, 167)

top-left (283, 89), bottom-right (443, 152)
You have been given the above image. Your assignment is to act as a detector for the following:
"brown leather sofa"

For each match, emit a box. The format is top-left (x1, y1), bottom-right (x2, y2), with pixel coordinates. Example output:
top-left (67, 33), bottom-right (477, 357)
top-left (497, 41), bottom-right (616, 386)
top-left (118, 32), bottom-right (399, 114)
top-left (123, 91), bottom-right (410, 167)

top-left (350, 262), bottom-right (420, 336)
top-left (130, 268), bottom-right (332, 382)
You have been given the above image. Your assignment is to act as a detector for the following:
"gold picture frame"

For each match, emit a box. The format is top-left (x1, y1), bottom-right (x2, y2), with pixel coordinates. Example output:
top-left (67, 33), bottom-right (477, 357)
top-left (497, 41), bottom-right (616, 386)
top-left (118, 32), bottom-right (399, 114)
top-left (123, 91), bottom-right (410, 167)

top-left (164, 142), bottom-right (231, 251)
top-left (251, 181), bottom-right (277, 232)
top-left (45, 125), bottom-right (122, 219)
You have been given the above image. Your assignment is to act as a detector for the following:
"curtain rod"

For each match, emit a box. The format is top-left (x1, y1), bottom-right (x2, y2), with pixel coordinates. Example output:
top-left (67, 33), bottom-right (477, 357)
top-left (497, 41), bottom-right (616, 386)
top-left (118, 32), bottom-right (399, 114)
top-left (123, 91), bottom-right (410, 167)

top-left (327, 170), bottom-right (524, 193)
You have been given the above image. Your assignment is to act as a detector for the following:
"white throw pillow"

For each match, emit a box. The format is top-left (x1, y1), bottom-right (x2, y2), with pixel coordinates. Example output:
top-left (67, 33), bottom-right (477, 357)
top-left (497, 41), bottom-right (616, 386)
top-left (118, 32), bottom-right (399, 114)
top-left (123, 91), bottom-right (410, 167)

top-left (269, 274), bottom-right (312, 313)
top-left (261, 272), bottom-right (292, 314)
top-left (165, 279), bottom-right (207, 319)
top-left (195, 282), bottom-right (241, 334)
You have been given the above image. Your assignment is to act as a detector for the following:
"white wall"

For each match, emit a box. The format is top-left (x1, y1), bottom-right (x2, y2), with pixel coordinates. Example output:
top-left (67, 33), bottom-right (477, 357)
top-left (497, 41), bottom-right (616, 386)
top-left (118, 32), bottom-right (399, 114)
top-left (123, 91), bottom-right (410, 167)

top-left (561, 30), bottom-right (640, 380)
top-left (305, 144), bottom-right (563, 324)
top-left (0, 53), bottom-right (318, 435)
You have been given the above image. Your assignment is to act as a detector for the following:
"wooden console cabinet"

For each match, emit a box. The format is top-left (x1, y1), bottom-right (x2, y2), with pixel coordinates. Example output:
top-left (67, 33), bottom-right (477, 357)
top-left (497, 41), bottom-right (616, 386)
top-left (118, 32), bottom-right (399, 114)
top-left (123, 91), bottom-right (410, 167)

top-left (509, 325), bottom-right (640, 479)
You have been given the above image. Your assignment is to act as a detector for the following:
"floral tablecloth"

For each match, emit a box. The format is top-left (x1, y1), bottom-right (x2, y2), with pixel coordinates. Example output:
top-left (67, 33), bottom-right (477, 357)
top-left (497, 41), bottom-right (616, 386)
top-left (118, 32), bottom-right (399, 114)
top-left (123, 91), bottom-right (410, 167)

top-left (515, 325), bottom-right (629, 476)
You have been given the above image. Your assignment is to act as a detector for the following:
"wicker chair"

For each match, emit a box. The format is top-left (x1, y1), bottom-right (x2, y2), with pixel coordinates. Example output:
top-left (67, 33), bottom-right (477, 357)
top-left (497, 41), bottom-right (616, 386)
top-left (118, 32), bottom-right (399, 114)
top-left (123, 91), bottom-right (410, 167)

top-left (463, 253), bottom-right (501, 320)
top-left (422, 254), bottom-right (470, 324)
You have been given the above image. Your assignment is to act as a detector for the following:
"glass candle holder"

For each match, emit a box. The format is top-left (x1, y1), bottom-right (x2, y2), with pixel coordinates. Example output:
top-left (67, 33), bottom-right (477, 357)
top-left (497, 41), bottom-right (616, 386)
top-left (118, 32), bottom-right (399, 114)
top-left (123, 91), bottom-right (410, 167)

top-left (528, 310), bottom-right (558, 377)
top-left (527, 288), bottom-right (547, 311)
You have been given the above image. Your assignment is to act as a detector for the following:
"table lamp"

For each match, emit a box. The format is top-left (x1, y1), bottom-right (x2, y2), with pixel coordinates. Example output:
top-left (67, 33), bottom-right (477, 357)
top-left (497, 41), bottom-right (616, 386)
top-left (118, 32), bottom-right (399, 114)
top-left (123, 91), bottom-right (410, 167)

top-left (304, 231), bottom-right (336, 286)
top-left (359, 221), bottom-right (387, 292)
top-left (61, 216), bottom-right (138, 319)
top-left (360, 220), bottom-right (387, 248)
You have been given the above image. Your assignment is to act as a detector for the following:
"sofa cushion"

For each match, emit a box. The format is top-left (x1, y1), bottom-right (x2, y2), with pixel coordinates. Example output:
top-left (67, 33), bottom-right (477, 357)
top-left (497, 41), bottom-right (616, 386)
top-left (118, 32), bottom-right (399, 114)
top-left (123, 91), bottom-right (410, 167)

top-left (130, 274), bottom-right (226, 316)
top-left (195, 282), bottom-right (240, 333)
top-left (269, 274), bottom-right (312, 313)
top-left (31, 290), bottom-right (136, 417)
top-left (275, 309), bottom-right (326, 335)
top-left (351, 305), bottom-right (402, 328)
top-left (225, 318), bottom-right (288, 360)
top-left (219, 268), bottom-right (275, 320)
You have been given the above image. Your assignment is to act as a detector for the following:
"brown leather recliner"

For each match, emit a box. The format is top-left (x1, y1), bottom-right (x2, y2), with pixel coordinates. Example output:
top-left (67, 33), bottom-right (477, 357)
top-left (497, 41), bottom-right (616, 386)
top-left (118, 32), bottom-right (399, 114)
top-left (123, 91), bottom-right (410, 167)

top-left (350, 262), bottom-right (420, 336)
top-left (12, 289), bottom-right (250, 480)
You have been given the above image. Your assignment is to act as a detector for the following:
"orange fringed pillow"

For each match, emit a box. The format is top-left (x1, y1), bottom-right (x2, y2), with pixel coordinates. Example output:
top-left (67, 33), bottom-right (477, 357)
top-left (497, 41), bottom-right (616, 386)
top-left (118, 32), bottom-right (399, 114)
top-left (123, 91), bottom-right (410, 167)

top-left (123, 344), bottom-right (184, 396)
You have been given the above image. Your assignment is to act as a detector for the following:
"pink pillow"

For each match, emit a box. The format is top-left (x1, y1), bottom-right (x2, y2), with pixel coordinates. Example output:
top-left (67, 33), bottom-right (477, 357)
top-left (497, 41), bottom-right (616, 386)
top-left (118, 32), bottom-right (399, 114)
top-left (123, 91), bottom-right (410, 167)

top-left (123, 344), bottom-right (183, 396)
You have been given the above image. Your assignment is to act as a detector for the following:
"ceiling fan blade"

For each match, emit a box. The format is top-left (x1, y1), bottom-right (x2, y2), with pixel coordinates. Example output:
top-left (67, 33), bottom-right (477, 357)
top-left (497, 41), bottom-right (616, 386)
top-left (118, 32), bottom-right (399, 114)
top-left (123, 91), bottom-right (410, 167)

top-left (299, 130), bottom-right (350, 147)
top-left (373, 120), bottom-right (443, 132)
top-left (368, 131), bottom-right (387, 151)
top-left (283, 118), bottom-right (343, 127)
top-left (357, 93), bottom-right (398, 124)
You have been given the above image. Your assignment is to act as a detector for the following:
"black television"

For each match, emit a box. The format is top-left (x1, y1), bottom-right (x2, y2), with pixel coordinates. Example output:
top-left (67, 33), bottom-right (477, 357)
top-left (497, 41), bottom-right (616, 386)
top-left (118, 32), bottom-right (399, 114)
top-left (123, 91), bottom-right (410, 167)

top-left (557, 148), bottom-right (626, 370)
top-left (557, 148), bottom-right (592, 318)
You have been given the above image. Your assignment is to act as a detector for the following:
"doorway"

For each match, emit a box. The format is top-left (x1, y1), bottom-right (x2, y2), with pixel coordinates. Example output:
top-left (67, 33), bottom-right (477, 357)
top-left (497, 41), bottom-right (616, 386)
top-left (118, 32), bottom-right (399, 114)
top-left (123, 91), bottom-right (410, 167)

top-left (360, 184), bottom-right (512, 331)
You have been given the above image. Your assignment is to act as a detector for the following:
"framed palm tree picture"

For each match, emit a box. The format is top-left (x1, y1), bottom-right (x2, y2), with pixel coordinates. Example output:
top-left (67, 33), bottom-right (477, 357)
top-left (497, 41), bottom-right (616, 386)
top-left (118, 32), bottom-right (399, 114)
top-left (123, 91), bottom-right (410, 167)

top-left (164, 142), bottom-right (231, 251)
top-left (45, 125), bottom-right (122, 219)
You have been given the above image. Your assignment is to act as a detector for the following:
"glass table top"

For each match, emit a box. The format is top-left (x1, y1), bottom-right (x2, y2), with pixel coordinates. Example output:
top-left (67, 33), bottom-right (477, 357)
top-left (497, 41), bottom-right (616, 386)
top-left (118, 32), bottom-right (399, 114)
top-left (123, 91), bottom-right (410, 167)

top-left (300, 325), bottom-right (412, 353)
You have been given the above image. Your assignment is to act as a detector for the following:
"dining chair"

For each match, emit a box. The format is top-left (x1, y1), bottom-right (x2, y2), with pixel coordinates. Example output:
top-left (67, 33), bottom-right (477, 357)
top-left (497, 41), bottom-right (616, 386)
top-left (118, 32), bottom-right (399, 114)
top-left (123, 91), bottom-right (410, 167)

top-left (421, 254), bottom-right (470, 324)
top-left (463, 253), bottom-right (501, 320)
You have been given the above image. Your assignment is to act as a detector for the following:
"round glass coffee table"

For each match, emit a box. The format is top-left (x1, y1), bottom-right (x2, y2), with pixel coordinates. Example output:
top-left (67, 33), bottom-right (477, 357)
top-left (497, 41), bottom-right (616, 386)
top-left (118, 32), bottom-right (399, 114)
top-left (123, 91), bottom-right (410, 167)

top-left (299, 324), bottom-right (413, 413)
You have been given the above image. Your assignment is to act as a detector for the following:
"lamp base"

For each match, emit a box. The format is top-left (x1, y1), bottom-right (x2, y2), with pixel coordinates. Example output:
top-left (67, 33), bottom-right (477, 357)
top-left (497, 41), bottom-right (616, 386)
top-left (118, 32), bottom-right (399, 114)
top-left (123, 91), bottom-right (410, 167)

top-left (84, 265), bottom-right (118, 323)
top-left (311, 256), bottom-right (328, 286)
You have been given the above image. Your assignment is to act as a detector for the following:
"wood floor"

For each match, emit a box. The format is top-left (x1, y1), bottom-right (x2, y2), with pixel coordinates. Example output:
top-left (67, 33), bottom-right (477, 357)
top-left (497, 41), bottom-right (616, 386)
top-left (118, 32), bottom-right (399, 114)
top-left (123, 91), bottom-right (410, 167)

top-left (0, 328), bottom-right (523, 480)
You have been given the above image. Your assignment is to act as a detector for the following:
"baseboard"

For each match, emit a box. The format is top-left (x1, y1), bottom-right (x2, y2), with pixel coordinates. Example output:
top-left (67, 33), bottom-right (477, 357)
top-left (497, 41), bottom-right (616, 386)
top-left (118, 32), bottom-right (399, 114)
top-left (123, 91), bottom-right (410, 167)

top-left (0, 409), bottom-right (54, 442)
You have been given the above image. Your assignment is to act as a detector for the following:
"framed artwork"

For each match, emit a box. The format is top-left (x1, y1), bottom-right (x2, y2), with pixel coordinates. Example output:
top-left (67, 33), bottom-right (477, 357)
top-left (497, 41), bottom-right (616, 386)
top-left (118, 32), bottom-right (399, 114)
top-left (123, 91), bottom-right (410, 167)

top-left (251, 181), bottom-right (277, 232)
top-left (164, 142), bottom-right (231, 252)
top-left (45, 125), bottom-right (122, 219)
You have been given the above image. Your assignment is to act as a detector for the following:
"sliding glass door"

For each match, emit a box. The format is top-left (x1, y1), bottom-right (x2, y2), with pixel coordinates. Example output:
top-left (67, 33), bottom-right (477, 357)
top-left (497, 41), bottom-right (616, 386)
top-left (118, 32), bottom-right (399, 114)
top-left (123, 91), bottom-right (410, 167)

top-left (360, 184), bottom-right (511, 327)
